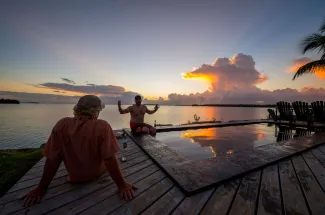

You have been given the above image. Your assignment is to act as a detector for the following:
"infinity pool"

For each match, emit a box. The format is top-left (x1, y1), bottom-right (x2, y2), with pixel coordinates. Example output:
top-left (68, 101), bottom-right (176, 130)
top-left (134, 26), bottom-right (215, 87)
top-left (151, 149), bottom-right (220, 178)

top-left (156, 123), bottom-right (314, 160)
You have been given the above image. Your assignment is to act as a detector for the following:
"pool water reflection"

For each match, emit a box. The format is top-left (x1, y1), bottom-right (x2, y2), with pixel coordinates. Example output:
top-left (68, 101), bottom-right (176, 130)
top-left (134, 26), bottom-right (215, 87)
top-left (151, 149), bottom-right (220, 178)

top-left (156, 124), bottom-right (315, 160)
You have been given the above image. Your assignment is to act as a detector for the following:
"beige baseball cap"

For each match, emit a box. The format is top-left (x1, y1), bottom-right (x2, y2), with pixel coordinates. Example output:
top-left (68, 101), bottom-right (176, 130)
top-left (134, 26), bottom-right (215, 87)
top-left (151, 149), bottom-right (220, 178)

top-left (76, 95), bottom-right (105, 111)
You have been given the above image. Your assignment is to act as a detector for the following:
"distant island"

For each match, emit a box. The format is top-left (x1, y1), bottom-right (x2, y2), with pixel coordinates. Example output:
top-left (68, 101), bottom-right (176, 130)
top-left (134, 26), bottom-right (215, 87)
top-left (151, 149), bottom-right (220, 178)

top-left (0, 99), bottom-right (20, 104)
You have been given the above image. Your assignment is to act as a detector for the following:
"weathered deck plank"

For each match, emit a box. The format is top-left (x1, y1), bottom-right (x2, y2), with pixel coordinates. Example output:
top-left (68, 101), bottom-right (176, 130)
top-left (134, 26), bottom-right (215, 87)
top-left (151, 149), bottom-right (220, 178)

top-left (9, 165), bottom-right (159, 215)
top-left (278, 159), bottom-right (309, 215)
top-left (171, 189), bottom-right (214, 215)
top-left (317, 145), bottom-right (325, 154)
top-left (24, 162), bottom-right (65, 174)
top-left (110, 178), bottom-right (174, 215)
top-left (0, 158), bottom-right (154, 214)
top-left (78, 171), bottom-right (167, 215)
top-left (46, 162), bottom-right (158, 215)
top-left (302, 151), bottom-right (325, 192)
top-left (311, 148), bottom-right (325, 167)
top-left (6, 155), bottom-right (148, 196)
top-left (6, 170), bottom-right (67, 194)
top-left (18, 167), bottom-right (65, 183)
top-left (17, 150), bottom-right (145, 184)
top-left (292, 155), bottom-right (325, 215)
top-left (257, 164), bottom-right (282, 215)
top-left (200, 180), bottom-right (240, 215)
top-left (0, 176), bottom-right (67, 206)
top-left (141, 186), bottom-right (185, 215)
top-left (229, 171), bottom-right (261, 215)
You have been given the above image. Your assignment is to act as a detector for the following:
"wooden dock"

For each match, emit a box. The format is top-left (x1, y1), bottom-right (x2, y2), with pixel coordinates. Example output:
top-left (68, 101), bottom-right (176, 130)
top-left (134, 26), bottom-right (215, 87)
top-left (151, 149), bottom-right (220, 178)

top-left (1, 133), bottom-right (325, 214)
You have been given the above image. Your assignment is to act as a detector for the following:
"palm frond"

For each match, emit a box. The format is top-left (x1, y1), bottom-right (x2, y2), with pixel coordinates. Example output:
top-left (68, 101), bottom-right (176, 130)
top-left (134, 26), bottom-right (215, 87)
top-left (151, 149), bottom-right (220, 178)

top-left (292, 60), bottom-right (325, 80)
top-left (319, 18), bottom-right (325, 33)
top-left (299, 33), bottom-right (325, 54)
top-left (322, 52), bottom-right (325, 60)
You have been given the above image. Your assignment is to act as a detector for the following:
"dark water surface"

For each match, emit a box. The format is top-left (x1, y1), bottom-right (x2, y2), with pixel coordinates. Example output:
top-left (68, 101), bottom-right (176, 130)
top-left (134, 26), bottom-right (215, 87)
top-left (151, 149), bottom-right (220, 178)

top-left (156, 124), bottom-right (314, 160)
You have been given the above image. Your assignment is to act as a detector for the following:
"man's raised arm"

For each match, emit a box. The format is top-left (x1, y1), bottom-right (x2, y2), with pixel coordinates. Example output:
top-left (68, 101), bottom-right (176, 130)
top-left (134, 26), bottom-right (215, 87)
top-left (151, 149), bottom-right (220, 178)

top-left (146, 104), bottom-right (159, 115)
top-left (118, 101), bottom-right (131, 114)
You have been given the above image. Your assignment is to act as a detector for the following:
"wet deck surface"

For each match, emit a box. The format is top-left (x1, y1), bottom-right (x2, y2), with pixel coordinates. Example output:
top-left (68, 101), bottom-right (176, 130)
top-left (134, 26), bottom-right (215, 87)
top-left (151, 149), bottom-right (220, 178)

top-left (125, 125), bottom-right (325, 194)
top-left (1, 130), bottom-right (325, 214)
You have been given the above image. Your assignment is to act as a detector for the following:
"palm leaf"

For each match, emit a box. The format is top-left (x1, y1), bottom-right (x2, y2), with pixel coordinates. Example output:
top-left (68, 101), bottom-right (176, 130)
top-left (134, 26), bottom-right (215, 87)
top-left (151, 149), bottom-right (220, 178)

top-left (299, 33), bottom-right (325, 54)
top-left (319, 18), bottom-right (325, 33)
top-left (292, 60), bottom-right (325, 80)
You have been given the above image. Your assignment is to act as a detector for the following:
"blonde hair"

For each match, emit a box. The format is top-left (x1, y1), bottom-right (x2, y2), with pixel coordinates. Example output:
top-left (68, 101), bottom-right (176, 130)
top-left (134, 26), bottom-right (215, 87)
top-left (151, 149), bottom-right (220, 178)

top-left (73, 105), bottom-right (98, 117)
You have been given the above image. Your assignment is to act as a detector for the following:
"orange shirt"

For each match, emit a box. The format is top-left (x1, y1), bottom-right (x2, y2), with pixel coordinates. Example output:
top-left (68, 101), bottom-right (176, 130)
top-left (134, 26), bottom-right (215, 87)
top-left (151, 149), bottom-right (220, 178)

top-left (43, 116), bottom-right (120, 182)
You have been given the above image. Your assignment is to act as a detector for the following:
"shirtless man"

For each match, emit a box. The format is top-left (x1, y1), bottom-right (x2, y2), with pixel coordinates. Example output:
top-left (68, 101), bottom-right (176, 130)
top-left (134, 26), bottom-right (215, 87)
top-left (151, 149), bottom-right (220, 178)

top-left (118, 95), bottom-right (159, 135)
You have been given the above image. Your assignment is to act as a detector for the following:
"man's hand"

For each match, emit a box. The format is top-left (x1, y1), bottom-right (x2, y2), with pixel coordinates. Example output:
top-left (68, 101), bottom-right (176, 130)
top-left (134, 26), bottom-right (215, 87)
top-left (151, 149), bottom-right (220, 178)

top-left (154, 104), bottom-right (160, 111)
top-left (22, 187), bottom-right (46, 207)
top-left (21, 157), bottom-right (61, 207)
top-left (118, 182), bottom-right (138, 201)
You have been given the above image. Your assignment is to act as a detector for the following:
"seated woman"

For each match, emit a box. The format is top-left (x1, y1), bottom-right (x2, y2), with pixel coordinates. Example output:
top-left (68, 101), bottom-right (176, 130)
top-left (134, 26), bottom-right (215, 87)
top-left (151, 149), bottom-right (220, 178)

top-left (118, 95), bottom-right (159, 135)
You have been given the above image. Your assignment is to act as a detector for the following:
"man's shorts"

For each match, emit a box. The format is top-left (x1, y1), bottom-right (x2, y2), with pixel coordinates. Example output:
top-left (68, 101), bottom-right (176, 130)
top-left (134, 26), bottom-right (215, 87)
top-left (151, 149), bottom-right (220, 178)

top-left (130, 123), bottom-right (153, 133)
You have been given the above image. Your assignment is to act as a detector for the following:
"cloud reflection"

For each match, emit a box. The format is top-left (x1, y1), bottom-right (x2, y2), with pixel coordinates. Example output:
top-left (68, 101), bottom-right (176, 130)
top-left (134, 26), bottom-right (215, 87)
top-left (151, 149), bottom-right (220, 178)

top-left (179, 124), bottom-right (276, 157)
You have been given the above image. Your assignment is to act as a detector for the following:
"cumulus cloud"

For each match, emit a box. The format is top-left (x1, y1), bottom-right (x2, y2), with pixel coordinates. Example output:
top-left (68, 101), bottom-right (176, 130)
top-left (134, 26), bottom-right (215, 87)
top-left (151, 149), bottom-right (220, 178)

top-left (61, 78), bottom-right (76, 84)
top-left (164, 54), bottom-right (325, 105)
top-left (288, 57), bottom-right (325, 80)
top-left (182, 53), bottom-right (268, 92)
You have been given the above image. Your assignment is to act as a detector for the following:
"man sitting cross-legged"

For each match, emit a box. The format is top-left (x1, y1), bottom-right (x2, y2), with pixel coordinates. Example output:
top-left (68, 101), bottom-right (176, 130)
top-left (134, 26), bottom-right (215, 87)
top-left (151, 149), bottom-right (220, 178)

top-left (118, 95), bottom-right (159, 135)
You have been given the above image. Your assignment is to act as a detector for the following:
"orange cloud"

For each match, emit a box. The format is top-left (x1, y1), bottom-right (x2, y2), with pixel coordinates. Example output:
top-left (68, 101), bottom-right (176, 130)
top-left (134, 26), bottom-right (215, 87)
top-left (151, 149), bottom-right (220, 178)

top-left (182, 72), bottom-right (218, 92)
top-left (256, 74), bottom-right (269, 85)
top-left (288, 57), bottom-right (325, 80)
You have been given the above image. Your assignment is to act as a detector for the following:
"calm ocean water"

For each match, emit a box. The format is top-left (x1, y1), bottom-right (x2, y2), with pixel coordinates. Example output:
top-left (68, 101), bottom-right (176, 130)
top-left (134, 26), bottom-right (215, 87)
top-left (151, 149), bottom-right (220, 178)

top-left (0, 104), bottom-right (268, 149)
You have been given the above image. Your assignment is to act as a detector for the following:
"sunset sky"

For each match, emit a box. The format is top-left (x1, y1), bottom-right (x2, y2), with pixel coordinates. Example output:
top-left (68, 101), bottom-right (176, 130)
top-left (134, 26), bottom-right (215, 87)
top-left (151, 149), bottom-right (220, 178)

top-left (1, 0), bottom-right (325, 104)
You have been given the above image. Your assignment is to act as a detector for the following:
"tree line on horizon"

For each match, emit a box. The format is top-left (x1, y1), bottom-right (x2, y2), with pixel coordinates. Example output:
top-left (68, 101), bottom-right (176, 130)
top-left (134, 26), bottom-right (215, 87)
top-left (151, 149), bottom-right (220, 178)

top-left (0, 98), bottom-right (20, 104)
